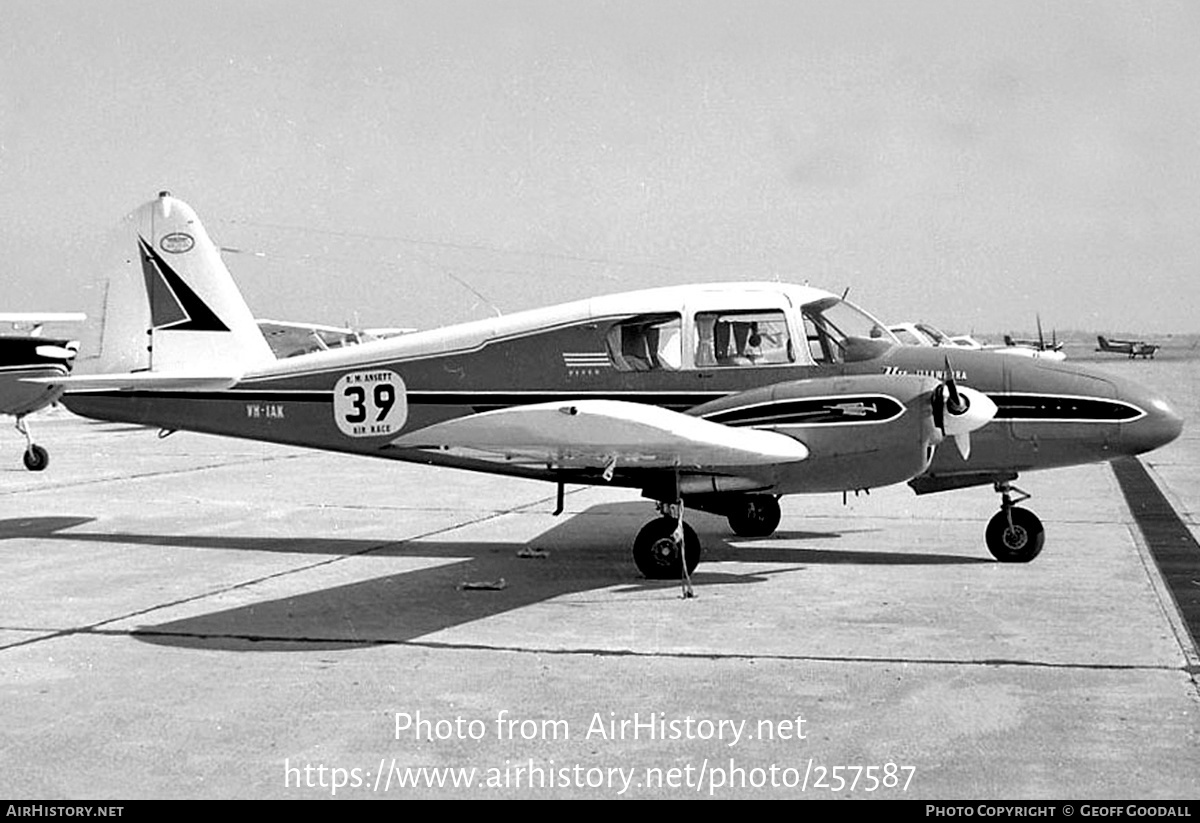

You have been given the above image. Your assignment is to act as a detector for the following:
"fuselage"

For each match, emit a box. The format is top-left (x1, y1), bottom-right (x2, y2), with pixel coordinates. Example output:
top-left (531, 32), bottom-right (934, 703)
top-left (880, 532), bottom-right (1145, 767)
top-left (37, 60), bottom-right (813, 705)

top-left (64, 283), bottom-right (1182, 497)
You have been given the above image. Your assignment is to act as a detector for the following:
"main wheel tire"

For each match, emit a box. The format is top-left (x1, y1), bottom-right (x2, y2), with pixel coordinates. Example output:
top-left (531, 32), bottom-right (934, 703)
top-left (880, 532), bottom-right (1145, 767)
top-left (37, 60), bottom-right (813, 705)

top-left (985, 506), bottom-right (1045, 563)
top-left (632, 517), bottom-right (702, 579)
top-left (726, 495), bottom-right (782, 537)
top-left (22, 444), bottom-right (49, 472)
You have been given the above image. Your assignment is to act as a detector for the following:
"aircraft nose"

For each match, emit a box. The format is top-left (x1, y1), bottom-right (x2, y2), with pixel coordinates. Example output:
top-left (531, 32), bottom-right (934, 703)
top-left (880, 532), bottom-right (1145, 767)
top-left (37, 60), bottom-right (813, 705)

top-left (1121, 384), bottom-right (1184, 455)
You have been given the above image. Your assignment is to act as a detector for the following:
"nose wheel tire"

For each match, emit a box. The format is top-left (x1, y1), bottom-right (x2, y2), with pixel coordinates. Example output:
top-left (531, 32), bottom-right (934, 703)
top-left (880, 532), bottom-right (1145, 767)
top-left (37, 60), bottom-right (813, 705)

top-left (726, 495), bottom-right (782, 537)
top-left (985, 506), bottom-right (1044, 563)
top-left (22, 444), bottom-right (49, 472)
top-left (633, 517), bottom-right (702, 579)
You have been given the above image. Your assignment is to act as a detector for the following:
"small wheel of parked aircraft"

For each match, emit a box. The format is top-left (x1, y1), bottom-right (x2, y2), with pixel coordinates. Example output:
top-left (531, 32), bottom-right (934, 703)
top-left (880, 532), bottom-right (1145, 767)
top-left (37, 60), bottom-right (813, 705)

top-left (22, 444), bottom-right (49, 472)
top-left (985, 506), bottom-right (1044, 563)
top-left (726, 494), bottom-right (782, 537)
top-left (632, 516), bottom-right (702, 579)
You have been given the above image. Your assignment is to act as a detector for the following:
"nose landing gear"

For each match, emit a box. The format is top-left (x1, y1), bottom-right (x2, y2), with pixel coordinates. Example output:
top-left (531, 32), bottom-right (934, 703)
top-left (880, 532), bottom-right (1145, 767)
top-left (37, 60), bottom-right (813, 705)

top-left (15, 416), bottom-right (49, 472)
top-left (986, 481), bottom-right (1044, 563)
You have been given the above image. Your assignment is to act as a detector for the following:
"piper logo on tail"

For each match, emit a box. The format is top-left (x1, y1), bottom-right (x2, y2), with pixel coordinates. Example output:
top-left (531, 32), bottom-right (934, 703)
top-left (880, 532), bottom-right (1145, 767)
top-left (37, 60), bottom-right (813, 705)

top-left (159, 232), bottom-right (195, 254)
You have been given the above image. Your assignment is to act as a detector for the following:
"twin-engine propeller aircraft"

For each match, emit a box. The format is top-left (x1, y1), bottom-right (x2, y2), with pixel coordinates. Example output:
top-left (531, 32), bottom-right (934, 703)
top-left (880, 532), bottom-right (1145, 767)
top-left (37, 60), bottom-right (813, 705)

top-left (1, 313), bottom-right (84, 470)
top-left (41, 194), bottom-right (1183, 579)
top-left (1096, 335), bottom-right (1160, 360)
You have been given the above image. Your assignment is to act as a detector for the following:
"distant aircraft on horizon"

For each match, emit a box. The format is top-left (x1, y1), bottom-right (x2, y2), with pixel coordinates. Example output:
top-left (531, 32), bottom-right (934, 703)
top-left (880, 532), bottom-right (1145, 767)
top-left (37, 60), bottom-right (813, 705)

top-left (888, 322), bottom-right (1065, 360)
top-left (1096, 335), bottom-right (1159, 359)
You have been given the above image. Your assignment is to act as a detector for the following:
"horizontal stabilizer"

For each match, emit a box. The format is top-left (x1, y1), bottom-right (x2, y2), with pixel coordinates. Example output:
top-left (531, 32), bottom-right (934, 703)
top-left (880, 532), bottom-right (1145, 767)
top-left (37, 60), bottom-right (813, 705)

top-left (23, 372), bottom-right (239, 392)
top-left (0, 312), bottom-right (86, 324)
top-left (392, 399), bottom-right (809, 470)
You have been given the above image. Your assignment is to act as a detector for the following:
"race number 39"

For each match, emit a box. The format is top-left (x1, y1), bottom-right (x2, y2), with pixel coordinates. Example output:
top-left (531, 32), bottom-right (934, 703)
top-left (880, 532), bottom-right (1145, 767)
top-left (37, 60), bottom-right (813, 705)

top-left (334, 370), bottom-right (407, 437)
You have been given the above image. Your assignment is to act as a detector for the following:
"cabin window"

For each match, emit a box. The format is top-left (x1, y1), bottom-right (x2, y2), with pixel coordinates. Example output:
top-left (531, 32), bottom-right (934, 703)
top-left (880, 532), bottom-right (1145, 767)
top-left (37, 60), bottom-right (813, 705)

top-left (693, 310), bottom-right (793, 368)
top-left (606, 314), bottom-right (682, 372)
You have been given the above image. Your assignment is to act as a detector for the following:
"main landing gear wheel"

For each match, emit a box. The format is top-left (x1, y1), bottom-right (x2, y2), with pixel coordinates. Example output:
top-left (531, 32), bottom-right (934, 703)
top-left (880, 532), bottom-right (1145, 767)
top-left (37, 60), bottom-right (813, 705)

top-left (22, 444), bottom-right (49, 472)
top-left (632, 517), bottom-right (702, 580)
top-left (985, 506), bottom-right (1044, 563)
top-left (15, 417), bottom-right (47, 471)
top-left (726, 495), bottom-right (781, 538)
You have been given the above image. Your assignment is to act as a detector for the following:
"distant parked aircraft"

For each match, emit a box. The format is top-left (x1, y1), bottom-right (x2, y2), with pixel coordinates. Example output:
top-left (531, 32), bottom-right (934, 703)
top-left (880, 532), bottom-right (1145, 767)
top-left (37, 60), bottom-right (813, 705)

top-left (1096, 336), bottom-right (1159, 359)
top-left (1003, 315), bottom-right (1065, 361)
top-left (0, 313), bottom-right (84, 470)
top-left (257, 319), bottom-right (415, 359)
top-left (888, 322), bottom-right (1064, 360)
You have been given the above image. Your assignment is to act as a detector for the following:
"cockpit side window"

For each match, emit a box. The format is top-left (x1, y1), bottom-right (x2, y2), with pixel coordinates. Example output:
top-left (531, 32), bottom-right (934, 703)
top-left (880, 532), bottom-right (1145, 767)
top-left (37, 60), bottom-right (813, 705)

top-left (606, 314), bottom-right (682, 372)
top-left (694, 310), bottom-right (793, 368)
top-left (804, 314), bottom-right (840, 363)
top-left (801, 298), bottom-right (895, 364)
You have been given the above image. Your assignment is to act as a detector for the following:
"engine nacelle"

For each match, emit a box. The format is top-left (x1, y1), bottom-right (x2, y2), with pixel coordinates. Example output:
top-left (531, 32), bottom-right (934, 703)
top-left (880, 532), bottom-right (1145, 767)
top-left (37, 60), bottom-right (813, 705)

top-left (690, 373), bottom-right (956, 494)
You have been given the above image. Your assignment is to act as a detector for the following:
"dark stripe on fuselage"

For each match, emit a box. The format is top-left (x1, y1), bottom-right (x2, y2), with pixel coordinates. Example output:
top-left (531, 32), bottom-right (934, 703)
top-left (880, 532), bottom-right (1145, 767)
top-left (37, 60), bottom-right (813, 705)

top-left (70, 388), bottom-right (1142, 426)
top-left (991, 394), bottom-right (1144, 423)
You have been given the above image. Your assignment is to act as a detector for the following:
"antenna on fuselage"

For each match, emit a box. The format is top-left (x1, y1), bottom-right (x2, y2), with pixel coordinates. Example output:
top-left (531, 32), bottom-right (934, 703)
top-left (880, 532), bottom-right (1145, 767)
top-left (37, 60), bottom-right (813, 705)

top-left (841, 287), bottom-right (850, 300)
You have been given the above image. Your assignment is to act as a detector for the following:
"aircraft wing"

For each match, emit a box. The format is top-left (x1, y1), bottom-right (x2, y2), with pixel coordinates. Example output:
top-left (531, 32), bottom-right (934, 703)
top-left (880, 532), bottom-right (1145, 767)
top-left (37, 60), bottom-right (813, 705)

top-left (256, 319), bottom-right (416, 358)
top-left (391, 399), bottom-right (809, 471)
top-left (0, 313), bottom-right (86, 337)
top-left (256, 318), bottom-right (362, 358)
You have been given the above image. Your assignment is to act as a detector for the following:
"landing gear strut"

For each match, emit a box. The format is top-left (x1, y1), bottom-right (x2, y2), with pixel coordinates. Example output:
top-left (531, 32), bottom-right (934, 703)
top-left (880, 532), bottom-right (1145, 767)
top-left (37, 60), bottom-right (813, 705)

top-left (985, 481), bottom-right (1044, 563)
top-left (726, 494), bottom-right (781, 537)
top-left (15, 416), bottom-right (48, 472)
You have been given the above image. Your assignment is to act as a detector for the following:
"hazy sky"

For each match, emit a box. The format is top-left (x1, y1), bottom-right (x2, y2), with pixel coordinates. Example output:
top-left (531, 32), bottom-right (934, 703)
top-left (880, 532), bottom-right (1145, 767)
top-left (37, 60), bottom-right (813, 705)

top-left (3, 1), bottom-right (1198, 335)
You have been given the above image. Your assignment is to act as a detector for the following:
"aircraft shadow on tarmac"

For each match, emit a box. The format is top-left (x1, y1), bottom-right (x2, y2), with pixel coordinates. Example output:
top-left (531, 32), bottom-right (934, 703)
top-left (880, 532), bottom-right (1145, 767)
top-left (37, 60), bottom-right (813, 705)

top-left (2, 504), bottom-right (991, 652)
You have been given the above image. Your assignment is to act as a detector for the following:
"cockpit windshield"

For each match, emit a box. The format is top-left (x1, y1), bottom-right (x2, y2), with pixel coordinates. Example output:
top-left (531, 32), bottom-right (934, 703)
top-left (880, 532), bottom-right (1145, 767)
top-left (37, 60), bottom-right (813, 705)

top-left (800, 297), bottom-right (897, 364)
top-left (915, 323), bottom-right (952, 345)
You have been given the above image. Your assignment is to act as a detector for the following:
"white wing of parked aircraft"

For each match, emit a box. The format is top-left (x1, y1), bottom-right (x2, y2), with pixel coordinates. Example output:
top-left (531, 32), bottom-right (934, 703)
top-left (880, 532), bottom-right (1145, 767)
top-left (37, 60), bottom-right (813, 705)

top-left (257, 319), bottom-right (416, 359)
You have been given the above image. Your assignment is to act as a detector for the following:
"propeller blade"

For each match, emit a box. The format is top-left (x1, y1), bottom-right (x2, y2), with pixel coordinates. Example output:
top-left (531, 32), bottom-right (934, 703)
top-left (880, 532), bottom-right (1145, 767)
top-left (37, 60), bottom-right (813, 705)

top-left (942, 357), bottom-right (968, 418)
top-left (954, 433), bottom-right (972, 460)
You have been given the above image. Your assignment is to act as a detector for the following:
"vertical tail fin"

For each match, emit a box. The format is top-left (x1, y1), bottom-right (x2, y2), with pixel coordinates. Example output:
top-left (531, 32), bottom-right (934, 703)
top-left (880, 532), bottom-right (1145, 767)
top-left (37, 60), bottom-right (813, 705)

top-left (94, 191), bottom-right (275, 376)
